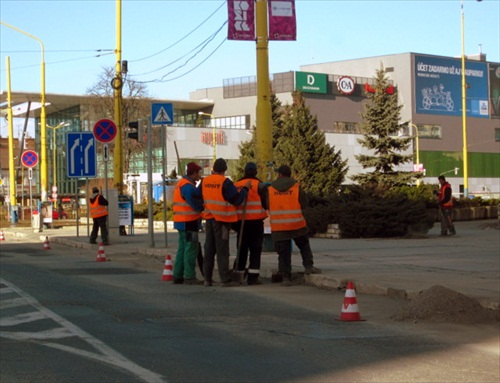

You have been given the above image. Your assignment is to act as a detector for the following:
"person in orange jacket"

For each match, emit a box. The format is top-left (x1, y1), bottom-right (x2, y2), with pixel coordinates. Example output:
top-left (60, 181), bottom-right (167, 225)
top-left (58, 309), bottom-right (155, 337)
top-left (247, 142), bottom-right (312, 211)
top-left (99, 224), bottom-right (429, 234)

top-left (200, 158), bottom-right (250, 287)
top-left (437, 175), bottom-right (456, 236)
top-left (267, 165), bottom-right (321, 286)
top-left (233, 162), bottom-right (268, 285)
top-left (89, 187), bottom-right (109, 245)
top-left (172, 162), bottom-right (204, 285)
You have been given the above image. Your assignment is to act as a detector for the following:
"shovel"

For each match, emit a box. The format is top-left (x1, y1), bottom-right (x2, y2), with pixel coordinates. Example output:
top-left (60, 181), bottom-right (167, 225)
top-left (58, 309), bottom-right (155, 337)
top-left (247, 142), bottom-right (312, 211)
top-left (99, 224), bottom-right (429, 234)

top-left (231, 195), bottom-right (248, 284)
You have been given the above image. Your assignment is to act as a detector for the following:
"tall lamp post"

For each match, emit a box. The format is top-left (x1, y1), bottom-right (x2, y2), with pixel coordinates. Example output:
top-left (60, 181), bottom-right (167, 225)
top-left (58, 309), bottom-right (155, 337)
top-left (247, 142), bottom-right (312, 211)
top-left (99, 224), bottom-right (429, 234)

top-left (198, 112), bottom-right (217, 162)
top-left (1, 22), bottom-right (48, 201)
top-left (460, 0), bottom-right (469, 198)
top-left (46, 122), bottom-right (69, 206)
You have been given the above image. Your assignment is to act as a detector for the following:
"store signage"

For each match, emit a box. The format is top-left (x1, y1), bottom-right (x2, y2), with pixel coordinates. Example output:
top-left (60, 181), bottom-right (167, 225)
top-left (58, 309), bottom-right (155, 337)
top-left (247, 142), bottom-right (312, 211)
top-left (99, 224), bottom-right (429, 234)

top-left (201, 131), bottom-right (226, 145)
top-left (295, 71), bottom-right (327, 94)
top-left (337, 76), bottom-right (355, 95)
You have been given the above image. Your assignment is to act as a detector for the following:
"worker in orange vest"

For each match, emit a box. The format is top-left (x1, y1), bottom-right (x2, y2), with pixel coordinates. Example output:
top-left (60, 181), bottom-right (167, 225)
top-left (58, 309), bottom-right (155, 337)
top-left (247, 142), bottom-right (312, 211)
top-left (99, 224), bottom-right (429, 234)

top-left (234, 162), bottom-right (268, 285)
top-left (201, 158), bottom-right (250, 287)
top-left (89, 187), bottom-right (109, 245)
top-left (267, 165), bottom-right (321, 286)
top-left (437, 175), bottom-right (456, 236)
top-left (172, 162), bottom-right (204, 285)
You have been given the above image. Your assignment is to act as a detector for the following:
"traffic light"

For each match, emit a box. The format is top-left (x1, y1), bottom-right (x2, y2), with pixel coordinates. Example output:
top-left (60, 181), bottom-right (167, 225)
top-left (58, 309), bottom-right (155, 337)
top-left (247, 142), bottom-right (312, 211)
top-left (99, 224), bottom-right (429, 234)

top-left (127, 121), bottom-right (139, 140)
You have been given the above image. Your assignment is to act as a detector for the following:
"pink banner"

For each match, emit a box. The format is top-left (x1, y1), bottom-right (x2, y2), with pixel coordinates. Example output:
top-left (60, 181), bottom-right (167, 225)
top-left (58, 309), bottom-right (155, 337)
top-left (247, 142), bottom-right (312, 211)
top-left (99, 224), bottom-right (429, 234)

top-left (227, 0), bottom-right (255, 41)
top-left (268, 0), bottom-right (296, 41)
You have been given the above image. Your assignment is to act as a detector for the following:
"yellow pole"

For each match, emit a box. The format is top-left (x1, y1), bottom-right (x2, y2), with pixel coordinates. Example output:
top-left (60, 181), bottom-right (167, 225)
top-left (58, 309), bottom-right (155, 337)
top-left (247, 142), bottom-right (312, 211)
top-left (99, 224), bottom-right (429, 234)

top-left (114, 0), bottom-right (124, 193)
top-left (461, 0), bottom-right (468, 197)
top-left (1, 22), bottom-right (47, 201)
top-left (255, 0), bottom-right (273, 181)
top-left (6, 57), bottom-right (17, 220)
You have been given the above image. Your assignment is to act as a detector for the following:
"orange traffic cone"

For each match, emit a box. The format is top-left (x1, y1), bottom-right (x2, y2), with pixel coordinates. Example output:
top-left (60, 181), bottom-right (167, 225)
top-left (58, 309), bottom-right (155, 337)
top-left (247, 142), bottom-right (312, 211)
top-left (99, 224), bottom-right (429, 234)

top-left (162, 255), bottom-right (173, 281)
top-left (96, 242), bottom-right (107, 262)
top-left (338, 281), bottom-right (364, 321)
top-left (43, 236), bottom-right (51, 250)
top-left (0, 230), bottom-right (5, 241)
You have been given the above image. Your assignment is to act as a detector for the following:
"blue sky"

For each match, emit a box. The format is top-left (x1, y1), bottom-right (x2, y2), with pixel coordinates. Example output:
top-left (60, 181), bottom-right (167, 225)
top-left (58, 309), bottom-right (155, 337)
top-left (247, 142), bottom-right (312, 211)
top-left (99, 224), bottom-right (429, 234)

top-left (1, 0), bottom-right (499, 136)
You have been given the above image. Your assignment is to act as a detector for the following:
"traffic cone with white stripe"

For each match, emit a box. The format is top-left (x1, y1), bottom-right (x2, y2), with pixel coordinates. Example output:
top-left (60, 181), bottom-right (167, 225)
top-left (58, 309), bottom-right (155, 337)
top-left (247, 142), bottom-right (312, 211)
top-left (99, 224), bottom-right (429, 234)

top-left (338, 281), bottom-right (364, 321)
top-left (0, 230), bottom-right (5, 241)
top-left (43, 236), bottom-right (51, 250)
top-left (96, 242), bottom-right (107, 262)
top-left (162, 255), bottom-right (173, 281)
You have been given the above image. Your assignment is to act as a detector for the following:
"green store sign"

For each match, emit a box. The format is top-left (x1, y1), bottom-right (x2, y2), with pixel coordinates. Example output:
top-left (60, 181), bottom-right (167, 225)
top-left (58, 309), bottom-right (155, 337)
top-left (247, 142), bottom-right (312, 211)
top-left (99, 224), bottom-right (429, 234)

top-left (295, 71), bottom-right (327, 94)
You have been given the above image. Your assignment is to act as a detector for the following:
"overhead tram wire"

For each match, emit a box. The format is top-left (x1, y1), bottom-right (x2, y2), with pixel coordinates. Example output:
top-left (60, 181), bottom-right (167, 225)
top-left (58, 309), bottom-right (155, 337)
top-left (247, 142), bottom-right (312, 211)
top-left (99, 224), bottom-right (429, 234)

top-left (130, 21), bottom-right (227, 85)
top-left (134, 20), bottom-right (227, 76)
top-left (129, 0), bottom-right (226, 63)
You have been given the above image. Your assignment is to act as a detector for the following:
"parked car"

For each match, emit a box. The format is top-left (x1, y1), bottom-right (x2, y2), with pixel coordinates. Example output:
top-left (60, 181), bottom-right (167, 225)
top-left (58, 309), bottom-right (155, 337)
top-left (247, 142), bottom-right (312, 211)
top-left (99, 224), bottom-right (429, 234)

top-left (53, 210), bottom-right (68, 220)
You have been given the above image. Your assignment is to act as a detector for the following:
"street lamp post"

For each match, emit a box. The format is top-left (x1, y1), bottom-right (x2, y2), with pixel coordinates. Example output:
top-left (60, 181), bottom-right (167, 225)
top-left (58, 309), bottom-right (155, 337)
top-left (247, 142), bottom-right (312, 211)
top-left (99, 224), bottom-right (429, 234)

top-left (198, 112), bottom-right (217, 162)
top-left (1, 22), bottom-right (48, 201)
top-left (46, 122), bottom-right (69, 206)
top-left (460, 0), bottom-right (469, 198)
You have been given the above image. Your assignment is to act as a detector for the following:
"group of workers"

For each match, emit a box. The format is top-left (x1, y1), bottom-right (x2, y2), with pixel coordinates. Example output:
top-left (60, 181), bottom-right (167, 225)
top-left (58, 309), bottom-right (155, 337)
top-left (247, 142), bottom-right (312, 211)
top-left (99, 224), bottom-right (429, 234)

top-left (88, 161), bottom-right (456, 286)
top-left (172, 158), bottom-right (321, 287)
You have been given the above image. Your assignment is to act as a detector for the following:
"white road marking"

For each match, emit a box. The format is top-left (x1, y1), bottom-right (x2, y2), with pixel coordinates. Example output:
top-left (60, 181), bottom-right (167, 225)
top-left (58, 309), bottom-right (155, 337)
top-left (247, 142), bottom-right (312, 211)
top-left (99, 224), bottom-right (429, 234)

top-left (0, 278), bottom-right (167, 383)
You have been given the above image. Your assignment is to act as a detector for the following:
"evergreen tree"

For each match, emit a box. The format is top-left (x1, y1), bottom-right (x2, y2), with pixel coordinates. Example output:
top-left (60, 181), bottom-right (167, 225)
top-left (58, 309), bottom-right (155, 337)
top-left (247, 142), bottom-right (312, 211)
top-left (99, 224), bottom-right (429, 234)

top-left (351, 65), bottom-right (416, 188)
top-left (274, 91), bottom-right (348, 197)
top-left (236, 89), bottom-right (284, 179)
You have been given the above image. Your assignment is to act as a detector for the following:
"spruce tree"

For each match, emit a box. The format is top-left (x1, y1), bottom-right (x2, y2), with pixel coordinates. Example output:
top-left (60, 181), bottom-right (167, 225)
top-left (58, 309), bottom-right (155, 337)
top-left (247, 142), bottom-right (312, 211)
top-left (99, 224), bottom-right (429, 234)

top-left (274, 91), bottom-right (348, 197)
top-left (351, 66), bottom-right (416, 188)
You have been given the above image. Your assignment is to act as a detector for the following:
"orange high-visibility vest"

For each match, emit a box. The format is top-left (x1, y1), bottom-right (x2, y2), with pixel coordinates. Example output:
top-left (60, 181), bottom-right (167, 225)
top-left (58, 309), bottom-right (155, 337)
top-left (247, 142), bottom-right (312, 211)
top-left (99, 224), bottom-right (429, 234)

top-left (202, 174), bottom-right (237, 222)
top-left (89, 197), bottom-right (107, 219)
top-left (173, 178), bottom-right (202, 222)
top-left (234, 178), bottom-right (267, 220)
top-left (268, 183), bottom-right (306, 231)
top-left (439, 182), bottom-right (453, 208)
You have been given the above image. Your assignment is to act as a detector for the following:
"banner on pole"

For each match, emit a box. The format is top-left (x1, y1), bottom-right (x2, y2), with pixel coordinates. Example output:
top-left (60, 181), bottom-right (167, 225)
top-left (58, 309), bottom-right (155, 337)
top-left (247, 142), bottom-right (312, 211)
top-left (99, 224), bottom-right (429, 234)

top-left (228, 0), bottom-right (255, 40)
top-left (268, 0), bottom-right (296, 41)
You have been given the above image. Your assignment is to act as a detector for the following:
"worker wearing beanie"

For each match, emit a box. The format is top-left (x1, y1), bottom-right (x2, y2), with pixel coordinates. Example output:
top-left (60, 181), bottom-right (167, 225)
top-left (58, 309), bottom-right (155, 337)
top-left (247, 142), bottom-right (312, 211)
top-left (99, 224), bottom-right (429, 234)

top-left (172, 162), bottom-right (204, 285)
top-left (200, 158), bottom-right (251, 287)
top-left (233, 162), bottom-right (268, 285)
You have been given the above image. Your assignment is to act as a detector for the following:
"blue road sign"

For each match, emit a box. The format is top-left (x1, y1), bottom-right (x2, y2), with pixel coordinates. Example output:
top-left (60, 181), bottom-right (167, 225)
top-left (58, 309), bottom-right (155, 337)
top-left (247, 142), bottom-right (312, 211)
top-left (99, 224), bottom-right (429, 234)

top-left (151, 103), bottom-right (174, 125)
top-left (66, 132), bottom-right (97, 178)
top-left (93, 119), bottom-right (117, 143)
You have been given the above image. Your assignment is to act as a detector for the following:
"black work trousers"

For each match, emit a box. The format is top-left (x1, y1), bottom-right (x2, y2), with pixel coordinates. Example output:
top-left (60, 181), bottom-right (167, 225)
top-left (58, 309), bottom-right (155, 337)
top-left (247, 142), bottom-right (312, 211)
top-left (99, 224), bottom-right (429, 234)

top-left (275, 235), bottom-right (314, 277)
top-left (236, 219), bottom-right (264, 283)
top-left (90, 216), bottom-right (109, 244)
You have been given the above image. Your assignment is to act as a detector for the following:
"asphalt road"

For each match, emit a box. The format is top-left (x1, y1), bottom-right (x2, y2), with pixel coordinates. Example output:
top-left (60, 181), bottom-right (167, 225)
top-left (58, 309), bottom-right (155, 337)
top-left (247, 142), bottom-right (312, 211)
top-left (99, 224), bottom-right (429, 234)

top-left (1, 240), bottom-right (499, 383)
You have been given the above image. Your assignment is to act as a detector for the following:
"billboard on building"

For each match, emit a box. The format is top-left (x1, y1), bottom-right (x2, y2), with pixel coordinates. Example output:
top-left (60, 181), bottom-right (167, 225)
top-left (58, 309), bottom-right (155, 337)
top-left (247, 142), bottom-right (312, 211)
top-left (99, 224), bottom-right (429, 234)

top-left (295, 72), bottom-right (327, 94)
top-left (489, 63), bottom-right (500, 119)
top-left (414, 55), bottom-right (489, 118)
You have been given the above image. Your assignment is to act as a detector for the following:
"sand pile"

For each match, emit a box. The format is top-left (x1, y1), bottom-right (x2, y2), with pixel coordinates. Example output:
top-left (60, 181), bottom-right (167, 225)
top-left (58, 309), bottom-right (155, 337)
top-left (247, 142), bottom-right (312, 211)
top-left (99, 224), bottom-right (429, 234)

top-left (393, 285), bottom-right (499, 324)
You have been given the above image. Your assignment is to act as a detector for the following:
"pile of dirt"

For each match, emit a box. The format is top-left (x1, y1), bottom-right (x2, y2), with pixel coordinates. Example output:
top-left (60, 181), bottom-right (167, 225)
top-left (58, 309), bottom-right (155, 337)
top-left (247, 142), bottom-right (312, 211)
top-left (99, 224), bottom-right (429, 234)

top-left (393, 285), bottom-right (499, 324)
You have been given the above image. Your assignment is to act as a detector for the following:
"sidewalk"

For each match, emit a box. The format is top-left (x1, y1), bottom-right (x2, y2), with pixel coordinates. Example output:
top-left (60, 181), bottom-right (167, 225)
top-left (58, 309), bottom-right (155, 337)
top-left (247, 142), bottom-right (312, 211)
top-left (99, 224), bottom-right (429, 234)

top-left (2, 219), bottom-right (499, 309)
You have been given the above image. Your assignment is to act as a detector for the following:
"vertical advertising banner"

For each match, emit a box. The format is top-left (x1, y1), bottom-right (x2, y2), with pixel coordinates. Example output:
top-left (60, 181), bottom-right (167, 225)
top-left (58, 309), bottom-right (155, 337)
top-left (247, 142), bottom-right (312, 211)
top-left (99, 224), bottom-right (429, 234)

top-left (268, 0), bottom-right (296, 41)
top-left (414, 55), bottom-right (489, 118)
top-left (489, 63), bottom-right (500, 119)
top-left (227, 0), bottom-right (255, 41)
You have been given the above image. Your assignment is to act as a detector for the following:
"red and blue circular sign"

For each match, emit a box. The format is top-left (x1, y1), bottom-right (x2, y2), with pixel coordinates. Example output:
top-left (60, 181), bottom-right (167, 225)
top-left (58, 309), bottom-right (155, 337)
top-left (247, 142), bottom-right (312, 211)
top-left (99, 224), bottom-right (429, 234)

top-left (21, 150), bottom-right (39, 168)
top-left (93, 119), bottom-right (117, 143)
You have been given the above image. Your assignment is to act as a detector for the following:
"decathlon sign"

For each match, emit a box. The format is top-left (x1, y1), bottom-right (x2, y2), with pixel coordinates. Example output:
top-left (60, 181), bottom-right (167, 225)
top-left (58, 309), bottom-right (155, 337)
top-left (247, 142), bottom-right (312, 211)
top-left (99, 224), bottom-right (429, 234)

top-left (295, 71), bottom-right (327, 94)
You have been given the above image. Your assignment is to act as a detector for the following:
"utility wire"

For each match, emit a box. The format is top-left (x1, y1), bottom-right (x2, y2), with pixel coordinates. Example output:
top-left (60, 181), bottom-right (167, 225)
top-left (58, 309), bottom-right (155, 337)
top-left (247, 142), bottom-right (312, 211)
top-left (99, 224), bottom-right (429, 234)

top-left (129, 0), bottom-right (225, 63)
top-left (131, 21), bottom-right (227, 84)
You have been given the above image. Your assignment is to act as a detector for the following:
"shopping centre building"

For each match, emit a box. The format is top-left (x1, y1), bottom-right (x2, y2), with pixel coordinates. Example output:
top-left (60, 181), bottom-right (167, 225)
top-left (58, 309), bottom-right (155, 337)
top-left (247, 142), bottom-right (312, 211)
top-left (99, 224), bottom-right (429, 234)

top-left (2, 51), bottom-right (499, 202)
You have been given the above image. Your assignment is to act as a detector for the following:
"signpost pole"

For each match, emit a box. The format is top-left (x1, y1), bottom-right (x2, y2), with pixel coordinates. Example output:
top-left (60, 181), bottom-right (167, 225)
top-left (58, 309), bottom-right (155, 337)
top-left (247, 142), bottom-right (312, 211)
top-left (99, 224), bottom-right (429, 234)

top-left (147, 118), bottom-right (154, 248)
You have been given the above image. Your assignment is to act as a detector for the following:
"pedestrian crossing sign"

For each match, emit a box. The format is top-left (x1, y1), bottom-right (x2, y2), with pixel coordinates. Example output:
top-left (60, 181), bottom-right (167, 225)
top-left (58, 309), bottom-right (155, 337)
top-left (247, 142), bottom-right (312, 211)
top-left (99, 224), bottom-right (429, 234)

top-left (151, 103), bottom-right (174, 125)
